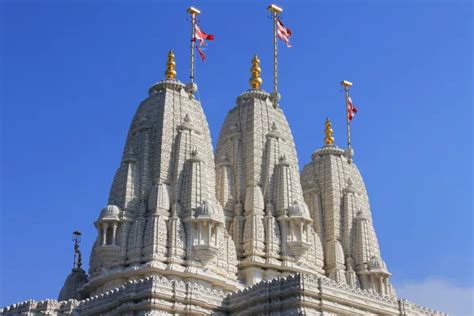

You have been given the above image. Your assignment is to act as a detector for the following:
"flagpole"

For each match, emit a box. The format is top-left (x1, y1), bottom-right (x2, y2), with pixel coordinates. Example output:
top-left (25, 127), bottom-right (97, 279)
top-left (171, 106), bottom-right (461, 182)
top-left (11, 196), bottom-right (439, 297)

top-left (341, 80), bottom-right (353, 162)
top-left (268, 4), bottom-right (282, 108)
top-left (187, 7), bottom-right (200, 85)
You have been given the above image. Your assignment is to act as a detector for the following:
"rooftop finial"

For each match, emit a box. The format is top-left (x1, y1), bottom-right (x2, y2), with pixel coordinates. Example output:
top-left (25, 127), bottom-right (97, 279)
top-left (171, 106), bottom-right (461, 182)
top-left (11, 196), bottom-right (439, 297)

top-left (72, 231), bottom-right (82, 269)
top-left (165, 50), bottom-right (177, 80)
top-left (249, 55), bottom-right (263, 89)
top-left (324, 118), bottom-right (335, 145)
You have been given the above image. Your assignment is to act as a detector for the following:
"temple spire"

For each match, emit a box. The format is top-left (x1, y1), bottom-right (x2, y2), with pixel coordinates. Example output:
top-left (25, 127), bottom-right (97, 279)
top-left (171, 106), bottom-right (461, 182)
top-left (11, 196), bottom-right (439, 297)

top-left (249, 55), bottom-right (263, 89)
top-left (165, 50), bottom-right (177, 80)
top-left (324, 118), bottom-right (335, 146)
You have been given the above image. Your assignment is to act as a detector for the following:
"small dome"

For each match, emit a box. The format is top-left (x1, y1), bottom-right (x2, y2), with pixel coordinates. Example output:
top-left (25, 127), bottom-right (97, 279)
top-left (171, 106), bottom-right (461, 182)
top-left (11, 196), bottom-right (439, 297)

top-left (368, 255), bottom-right (388, 272)
top-left (195, 200), bottom-right (222, 218)
top-left (288, 201), bottom-right (310, 218)
top-left (99, 204), bottom-right (121, 221)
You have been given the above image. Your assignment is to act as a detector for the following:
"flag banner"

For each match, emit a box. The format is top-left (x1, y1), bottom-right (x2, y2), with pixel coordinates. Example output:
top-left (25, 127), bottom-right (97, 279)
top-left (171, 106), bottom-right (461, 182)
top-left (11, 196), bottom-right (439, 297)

top-left (195, 24), bottom-right (214, 44)
top-left (276, 18), bottom-right (292, 48)
top-left (347, 96), bottom-right (358, 121)
top-left (196, 45), bottom-right (206, 61)
top-left (194, 23), bottom-right (214, 61)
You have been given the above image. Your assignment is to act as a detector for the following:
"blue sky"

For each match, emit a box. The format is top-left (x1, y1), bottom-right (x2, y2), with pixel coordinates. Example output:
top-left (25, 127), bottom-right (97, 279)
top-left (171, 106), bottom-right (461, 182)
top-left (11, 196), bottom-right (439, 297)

top-left (1, 0), bottom-right (472, 313)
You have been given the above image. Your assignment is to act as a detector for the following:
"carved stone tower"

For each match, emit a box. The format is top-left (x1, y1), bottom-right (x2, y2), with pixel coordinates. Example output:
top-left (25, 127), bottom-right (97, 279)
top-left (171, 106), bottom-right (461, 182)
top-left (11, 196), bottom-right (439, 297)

top-left (1, 51), bottom-right (444, 316)
top-left (215, 56), bottom-right (325, 285)
top-left (300, 119), bottom-right (395, 296)
top-left (86, 50), bottom-right (239, 296)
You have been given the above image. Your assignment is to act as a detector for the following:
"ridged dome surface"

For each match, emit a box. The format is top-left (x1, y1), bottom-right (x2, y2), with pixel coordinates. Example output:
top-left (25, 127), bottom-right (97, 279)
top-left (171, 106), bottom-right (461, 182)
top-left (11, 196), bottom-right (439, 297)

top-left (287, 201), bottom-right (311, 218)
top-left (98, 205), bottom-right (120, 220)
top-left (195, 200), bottom-right (223, 218)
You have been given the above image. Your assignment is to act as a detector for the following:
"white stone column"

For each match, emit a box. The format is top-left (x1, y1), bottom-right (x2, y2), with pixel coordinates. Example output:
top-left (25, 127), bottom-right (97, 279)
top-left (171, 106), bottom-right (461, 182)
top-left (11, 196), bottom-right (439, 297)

top-left (102, 223), bottom-right (108, 245)
top-left (208, 222), bottom-right (212, 244)
top-left (112, 223), bottom-right (118, 246)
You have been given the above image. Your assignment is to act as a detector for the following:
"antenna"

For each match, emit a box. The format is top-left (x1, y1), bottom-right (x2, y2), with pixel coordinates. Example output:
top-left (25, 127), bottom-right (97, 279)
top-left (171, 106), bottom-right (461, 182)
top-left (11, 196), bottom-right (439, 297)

top-left (187, 6), bottom-right (200, 85)
top-left (341, 80), bottom-right (354, 163)
top-left (72, 231), bottom-right (82, 269)
top-left (268, 4), bottom-right (283, 108)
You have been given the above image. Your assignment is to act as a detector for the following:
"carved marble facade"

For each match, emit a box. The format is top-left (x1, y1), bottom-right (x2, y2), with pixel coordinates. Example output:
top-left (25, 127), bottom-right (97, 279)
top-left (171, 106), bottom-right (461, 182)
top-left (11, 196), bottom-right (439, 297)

top-left (1, 53), bottom-right (444, 316)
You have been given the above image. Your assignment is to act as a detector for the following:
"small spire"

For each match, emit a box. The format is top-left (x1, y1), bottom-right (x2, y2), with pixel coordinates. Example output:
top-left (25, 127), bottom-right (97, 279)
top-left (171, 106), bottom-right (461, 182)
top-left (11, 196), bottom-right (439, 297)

top-left (165, 49), bottom-right (177, 80)
top-left (324, 118), bottom-right (335, 145)
top-left (249, 54), bottom-right (263, 89)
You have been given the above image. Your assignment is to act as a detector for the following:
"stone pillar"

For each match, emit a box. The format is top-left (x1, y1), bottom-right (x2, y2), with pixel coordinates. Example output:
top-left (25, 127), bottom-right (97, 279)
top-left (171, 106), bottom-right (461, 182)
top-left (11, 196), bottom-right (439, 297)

top-left (102, 223), bottom-right (109, 245)
top-left (112, 223), bottom-right (117, 245)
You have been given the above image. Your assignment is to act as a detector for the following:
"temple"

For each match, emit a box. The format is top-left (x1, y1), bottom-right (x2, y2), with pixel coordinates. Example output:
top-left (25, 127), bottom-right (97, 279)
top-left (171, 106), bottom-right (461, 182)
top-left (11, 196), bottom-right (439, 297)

top-left (2, 50), bottom-right (444, 316)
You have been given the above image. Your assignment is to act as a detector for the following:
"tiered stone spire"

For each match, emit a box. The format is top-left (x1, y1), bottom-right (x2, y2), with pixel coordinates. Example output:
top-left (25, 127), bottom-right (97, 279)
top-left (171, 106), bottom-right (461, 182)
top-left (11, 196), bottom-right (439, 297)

top-left (215, 56), bottom-right (324, 285)
top-left (300, 119), bottom-right (395, 296)
top-left (86, 51), bottom-right (239, 296)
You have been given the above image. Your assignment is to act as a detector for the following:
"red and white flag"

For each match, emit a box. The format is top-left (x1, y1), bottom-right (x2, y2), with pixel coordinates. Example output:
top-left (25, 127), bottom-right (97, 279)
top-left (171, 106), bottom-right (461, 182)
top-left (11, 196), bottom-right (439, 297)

top-left (196, 45), bottom-right (207, 61)
top-left (276, 18), bottom-right (292, 48)
top-left (194, 23), bottom-right (214, 61)
top-left (346, 96), bottom-right (358, 121)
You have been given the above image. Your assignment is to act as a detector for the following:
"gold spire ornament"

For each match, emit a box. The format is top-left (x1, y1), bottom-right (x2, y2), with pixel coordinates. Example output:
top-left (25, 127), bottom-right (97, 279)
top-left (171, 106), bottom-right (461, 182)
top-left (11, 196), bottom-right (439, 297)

top-left (165, 50), bottom-right (177, 80)
top-left (324, 118), bottom-right (335, 145)
top-left (249, 55), bottom-right (263, 89)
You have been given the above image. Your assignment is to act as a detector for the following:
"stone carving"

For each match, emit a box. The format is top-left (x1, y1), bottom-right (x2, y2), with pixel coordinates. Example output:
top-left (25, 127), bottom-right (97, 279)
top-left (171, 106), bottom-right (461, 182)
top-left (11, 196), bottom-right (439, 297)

top-left (301, 142), bottom-right (394, 296)
top-left (215, 64), bottom-right (325, 285)
top-left (1, 53), bottom-right (444, 316)
top-left (84, 60), bottom-right (240, 297)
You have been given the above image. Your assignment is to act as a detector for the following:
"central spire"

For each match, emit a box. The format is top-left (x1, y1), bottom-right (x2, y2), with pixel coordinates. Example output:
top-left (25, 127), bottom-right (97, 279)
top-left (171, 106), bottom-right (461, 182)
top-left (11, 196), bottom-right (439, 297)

top-left (216, 54), bottom-right (324, 286)
top-left (249, 55), bottom-right (263, 89)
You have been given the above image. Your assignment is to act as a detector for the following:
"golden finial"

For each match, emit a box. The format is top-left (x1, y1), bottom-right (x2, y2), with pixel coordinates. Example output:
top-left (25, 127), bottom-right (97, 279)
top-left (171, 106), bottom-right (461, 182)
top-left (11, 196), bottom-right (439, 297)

top-left (249, 54), bottom-right (263, 89)
top-left (165, 49), bottom-right (176, 80)
top-left (324, 118), bottom-right (335, 145)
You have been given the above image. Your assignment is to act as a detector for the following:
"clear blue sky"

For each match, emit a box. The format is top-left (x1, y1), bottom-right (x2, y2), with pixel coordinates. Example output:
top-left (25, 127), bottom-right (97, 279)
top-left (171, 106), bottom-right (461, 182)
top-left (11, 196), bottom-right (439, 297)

top-left (1, 0), bottom-right (472, 312)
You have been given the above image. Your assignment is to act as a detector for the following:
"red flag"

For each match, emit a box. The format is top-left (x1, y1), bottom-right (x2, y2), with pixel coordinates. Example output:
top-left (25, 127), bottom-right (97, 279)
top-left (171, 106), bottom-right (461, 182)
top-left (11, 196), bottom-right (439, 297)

top-left (195, 24), bottom-right (214, 46)
top-left (194, 23), bottom-right (214, 61)
top-left (196, 45), bottom-right (206, 61)
top-left (347, 96), bottom-right (358, 121)
top-left (276, 18), bottom-right (292, 48)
